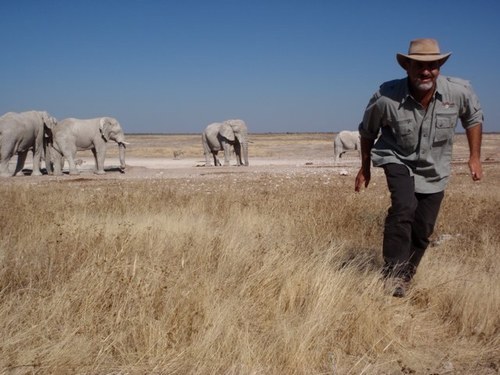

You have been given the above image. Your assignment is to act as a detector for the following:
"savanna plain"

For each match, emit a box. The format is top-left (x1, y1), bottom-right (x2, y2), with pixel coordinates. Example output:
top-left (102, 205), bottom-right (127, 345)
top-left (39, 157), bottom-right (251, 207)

top-left (0, 133), bottom-right (499, 374)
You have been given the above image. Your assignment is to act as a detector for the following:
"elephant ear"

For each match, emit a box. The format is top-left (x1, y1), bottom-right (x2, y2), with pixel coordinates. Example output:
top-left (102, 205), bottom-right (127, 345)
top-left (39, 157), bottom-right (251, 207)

top-left (100, 118), bottom-right (111, 142)
top-left (220, 123), bottom-right (235, 142)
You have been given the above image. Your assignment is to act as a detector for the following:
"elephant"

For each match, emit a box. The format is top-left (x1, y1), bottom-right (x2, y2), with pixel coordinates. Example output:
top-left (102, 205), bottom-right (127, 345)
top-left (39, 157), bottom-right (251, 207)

top-left (334, 130), bottom-right (361, 162)
top-left (202, 119), bottom-right (249, 166)
top-left (48, 117), bottom-right (127, 175)
top-left (0, 110), bottom-right (57, 177)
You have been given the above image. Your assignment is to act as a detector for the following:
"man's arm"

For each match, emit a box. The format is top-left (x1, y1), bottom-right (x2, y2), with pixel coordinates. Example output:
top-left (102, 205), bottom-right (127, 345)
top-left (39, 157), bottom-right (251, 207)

top-left (354, 136), bottom-right (375, 192)
top-left (466, 123), bottom-right (482, 181)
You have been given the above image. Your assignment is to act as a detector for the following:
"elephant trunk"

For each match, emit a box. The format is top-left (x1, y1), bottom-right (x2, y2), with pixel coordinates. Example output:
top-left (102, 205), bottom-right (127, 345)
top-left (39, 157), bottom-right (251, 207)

top-left (118, 142), bottom-right (126, 172)
top-left (240, 141), bottom-right (249, 166)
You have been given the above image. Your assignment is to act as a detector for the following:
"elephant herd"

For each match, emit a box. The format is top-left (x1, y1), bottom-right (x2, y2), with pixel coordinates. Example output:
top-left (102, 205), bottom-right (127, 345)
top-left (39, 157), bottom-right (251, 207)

top-left (0, 111), bottom-right (127, 177)
top-left (0, 110), bottom-right (359, 177)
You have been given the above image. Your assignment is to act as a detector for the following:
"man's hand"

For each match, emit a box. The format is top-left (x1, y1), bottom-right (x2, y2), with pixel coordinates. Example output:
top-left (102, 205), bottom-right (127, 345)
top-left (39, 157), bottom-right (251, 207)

top-left (355, 136), bottom-right (375, 192)
top-left (469, 157), bottom-right (483, 181)
top-left (355, 166), bottom-right (371, 192)
top-left (466, 124), bottom-right (482, 182)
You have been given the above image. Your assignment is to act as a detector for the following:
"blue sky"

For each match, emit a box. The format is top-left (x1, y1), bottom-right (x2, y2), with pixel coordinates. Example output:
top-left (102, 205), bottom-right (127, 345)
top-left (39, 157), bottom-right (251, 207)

top-left (1, 0), bottom-right (499, 133)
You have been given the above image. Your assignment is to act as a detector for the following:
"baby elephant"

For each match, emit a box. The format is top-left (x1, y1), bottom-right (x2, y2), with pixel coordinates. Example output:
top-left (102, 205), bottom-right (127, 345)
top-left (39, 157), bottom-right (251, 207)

top-left (48, 117), bottom-right (128, 175)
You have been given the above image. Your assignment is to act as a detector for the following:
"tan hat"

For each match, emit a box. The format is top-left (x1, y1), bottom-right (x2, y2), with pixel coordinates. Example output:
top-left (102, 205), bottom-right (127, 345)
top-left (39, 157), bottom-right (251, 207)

top-left (396, 38), bottom-right (451, 69)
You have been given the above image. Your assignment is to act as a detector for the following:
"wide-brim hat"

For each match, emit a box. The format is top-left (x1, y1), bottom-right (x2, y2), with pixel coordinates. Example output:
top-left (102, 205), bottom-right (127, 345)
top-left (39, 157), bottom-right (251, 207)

top-left (396, 38), bottom-right (451, 69)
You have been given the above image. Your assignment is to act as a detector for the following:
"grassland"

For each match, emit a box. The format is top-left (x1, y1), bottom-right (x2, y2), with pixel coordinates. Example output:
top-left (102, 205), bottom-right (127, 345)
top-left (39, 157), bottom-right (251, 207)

top-left (0, 133), bottom-right (499, 374)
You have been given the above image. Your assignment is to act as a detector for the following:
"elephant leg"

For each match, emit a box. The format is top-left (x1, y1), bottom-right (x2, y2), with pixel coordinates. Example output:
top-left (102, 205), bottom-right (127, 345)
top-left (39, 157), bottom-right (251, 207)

top-left (212, 152), bottom-right (221, 166)
top-left (44, 146), bottom-right (54, 175)
top-left (66, 152), bottom-right (80, 175)
top-left (51, 149), bottom-right (64, 176)
top-left (205, 154), bottom-right (213, 166)
top-left (45, 148), bottom-right (64, 176)
top-left (0, 147), bottom-right (13, 177)
top-left (234, 142), bottom-right (242, 166)
top-left (202, 134), bottom-right (213, 166)
top-left (93, 147), bottom-right (106, 174)
top-left (222, 143), bottom-right (231, 166)
top-left (13, 151), bottom-right (28, 176)
top-left (58, 143), bottom-right (79, 175)
top-left (31, 148), bottom-right (43, 176)
top-left (0, 161), bottom-right (10, 177)
top-left (68, 158), bottom-right (79, 175)
top-left (206, 150), bottom-right (216, 166)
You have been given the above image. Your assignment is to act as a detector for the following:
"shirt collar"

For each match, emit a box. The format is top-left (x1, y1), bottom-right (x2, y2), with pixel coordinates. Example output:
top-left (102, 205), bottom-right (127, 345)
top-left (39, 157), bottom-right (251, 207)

top-left (434, 76), bottom-right (444, 102)
top-left (401, 78), bottom-right (411, 105)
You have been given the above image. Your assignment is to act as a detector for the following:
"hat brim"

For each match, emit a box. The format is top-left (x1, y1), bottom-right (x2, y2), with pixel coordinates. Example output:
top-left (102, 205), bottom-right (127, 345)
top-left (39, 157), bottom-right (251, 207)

top-left (396, 52), bottom-right (451, 69)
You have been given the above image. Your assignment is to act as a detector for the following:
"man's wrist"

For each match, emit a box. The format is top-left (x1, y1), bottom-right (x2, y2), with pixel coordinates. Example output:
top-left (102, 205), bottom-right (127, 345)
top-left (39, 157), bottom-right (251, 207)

top-left (361, 161), bottom-right (371, 170)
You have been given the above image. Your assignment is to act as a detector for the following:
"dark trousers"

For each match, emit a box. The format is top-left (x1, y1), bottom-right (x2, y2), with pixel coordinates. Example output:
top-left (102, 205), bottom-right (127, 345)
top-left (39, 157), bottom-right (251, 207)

top-left (382, 163), bottom-right (444, 279)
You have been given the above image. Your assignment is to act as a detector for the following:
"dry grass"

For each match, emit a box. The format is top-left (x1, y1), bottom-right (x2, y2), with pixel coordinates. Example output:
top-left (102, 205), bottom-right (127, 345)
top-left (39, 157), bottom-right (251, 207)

top-left (0, 134), bottom-right (499, 374)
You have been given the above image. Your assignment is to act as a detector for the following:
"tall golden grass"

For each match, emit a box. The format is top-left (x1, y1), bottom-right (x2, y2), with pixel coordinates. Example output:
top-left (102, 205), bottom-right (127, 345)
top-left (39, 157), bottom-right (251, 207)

top-left (1, 159), bottom-right (499, 373)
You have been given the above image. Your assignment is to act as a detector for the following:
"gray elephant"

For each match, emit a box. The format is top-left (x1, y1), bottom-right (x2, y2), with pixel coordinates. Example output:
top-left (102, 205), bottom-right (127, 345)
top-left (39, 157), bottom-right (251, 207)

top-left (334, 130), bottom-right (361, 162)
top-left (202, 119), bottom-right (249, 166)
top-left (0, 110), bottom-right (57, 177)
top-left (48, 117), bottom-right (127, 175)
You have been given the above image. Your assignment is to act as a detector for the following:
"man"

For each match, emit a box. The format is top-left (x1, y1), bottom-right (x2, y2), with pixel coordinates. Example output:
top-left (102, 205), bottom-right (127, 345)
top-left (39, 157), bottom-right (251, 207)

top-left (354, 38), bottom-right (483, 297)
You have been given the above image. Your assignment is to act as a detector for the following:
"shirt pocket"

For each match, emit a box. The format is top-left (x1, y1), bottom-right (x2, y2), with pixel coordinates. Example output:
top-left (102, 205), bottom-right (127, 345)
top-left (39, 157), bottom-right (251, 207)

top-left (434, 111), bottom-right (457, 143)
top-left (390, 118), bottom-right (418, 155)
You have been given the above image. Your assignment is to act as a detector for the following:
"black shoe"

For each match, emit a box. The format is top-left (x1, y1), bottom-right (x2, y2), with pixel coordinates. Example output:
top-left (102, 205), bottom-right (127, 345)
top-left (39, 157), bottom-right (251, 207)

top-left (392, 277), bottom-right (408, 298)
top-left (384, 276), bottom-right (410, 298)
top-left (382, 262), bottom-right (414, 297)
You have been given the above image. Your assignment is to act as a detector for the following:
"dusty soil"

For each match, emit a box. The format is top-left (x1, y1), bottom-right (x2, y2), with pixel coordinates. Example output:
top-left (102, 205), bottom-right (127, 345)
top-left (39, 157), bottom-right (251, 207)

top-left (2, 133), bottom-right (499, 183)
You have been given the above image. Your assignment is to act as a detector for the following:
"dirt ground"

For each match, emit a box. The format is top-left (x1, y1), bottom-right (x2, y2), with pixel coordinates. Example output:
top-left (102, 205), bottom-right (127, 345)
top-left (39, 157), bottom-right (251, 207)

top-left (2, 133), bottom-right (499, 183)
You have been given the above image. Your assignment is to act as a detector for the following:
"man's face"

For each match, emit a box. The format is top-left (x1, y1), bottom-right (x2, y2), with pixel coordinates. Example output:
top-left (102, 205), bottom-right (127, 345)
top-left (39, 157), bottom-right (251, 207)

top-left (405, 60), bottom-right (440, 93)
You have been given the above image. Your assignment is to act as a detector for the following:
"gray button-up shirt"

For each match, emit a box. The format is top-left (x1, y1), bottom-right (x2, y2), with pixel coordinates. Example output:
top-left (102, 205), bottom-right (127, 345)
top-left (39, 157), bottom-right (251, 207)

top-left (359, 75), bottom-right (483, 193)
